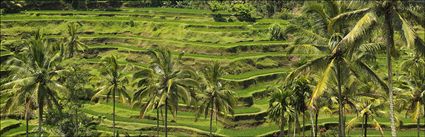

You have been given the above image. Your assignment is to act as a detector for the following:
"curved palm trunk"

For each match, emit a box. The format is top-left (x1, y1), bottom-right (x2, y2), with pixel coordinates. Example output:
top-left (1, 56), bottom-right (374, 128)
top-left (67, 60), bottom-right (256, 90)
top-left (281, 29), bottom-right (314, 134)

top-left (113, 83), bottom-right (117, 137)
top-left (165, 98), bottom-right (168, 137)
top-left (336, 61), bottom-right (345, 137)
top-left (364, 113), bottom-right (368, 137)
top-left (384, 7), bottom-right (397, 137)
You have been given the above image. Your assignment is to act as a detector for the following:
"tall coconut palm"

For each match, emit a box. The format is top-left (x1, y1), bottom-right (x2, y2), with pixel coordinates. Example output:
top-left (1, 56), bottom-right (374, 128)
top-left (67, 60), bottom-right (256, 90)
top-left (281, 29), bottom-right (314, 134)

top-left (146, 48), bottom-right (198, 137)
top-left (91, 55), bottom-right (131, 137)
top-left (65, 22), bottom-right (87, 58)
top-left (1, 31), bottom-right (67, 137)
top-left (331, 2), bottom-right (425, 136)
top-left (283, 2), bottom-right (385, 136)
top-left (195, 62), bottom-right (235, 136)
top-left (267, 85), bottom-right (294, 137)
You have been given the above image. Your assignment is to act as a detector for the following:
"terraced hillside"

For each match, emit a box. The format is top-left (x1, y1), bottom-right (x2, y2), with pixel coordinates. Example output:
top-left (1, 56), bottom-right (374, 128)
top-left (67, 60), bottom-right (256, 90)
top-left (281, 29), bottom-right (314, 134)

top-left (1, 7), bottom-right (424, 137)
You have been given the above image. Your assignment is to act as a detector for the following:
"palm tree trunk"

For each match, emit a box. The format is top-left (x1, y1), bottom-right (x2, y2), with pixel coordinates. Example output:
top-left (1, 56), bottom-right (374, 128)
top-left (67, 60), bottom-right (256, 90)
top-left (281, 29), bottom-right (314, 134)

top-left (310, 111), bottom-right (314, 137)
top-left (210, 106), bottom-right (213, 137)
top-left (38, 96), bottom-right (43, 137)
top-left (157, 106), bottom-right (160, 136)
top-left (165, 98), bottom-right (168, 137)
top-left (364, 113), bottom-right (368, 137)
top-left (315, 110), bottom-right (318, 137)
top-left (210, 97), bottom-right (215, 137)
top-left (279, 110), bottom-right (286, 137)
top-left (417, 116), bottom-right (420, 137)
top-left (113, 83), bottom-right (117, 137)
top-left (384, 6), bottom-right (397, 137)
top-left (302, 112), bottom-right (305, 137)
top-left (26, 101), bottom-right (29, 137)
top-left (75, 108), bottom-right (78, 136)
top-left (294, 112), bottom-right (299, 137)
top-left (336, 62), bottom-right (345, 137)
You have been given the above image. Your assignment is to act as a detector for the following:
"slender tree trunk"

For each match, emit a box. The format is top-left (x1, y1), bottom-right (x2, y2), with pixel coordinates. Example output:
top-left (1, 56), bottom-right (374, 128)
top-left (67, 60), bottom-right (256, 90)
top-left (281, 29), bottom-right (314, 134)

top-left (165, 98), bottom-right (168, 137)
top-left (210, 105), bottom-right (213, 137)
top-left (315, 110), bottom-right (318, 137)
top-left (364, 113), bottom-right (368, 137)
top-left (288, 116), bottom-right (292, 137)
top-left (75, 108), bottom-right (78, 136)
top-left (294, 112), bottom-right (299, 137)
top-left (336, 61), bottom-right (345, 137)
top-left (210, 97), bottom-right (215, 137)
top-left (279, 111), bottom-right (286, 137)
top-left (26, 101), bottom-right (29, 137)
top-left (417, 116), bottom-right (420, 137)
top-left (384, 5), bottom-right (397, 137)
top-left (157, 106), bottom-right (159, 137)
top-left (113, 83), bottom-right (117, 137)
top-left (38, 96), bottom-right (43, 137)
top-left (302, 112), bottom-right (305, 137)
top-left (310, 110), bottom-right (315, 137)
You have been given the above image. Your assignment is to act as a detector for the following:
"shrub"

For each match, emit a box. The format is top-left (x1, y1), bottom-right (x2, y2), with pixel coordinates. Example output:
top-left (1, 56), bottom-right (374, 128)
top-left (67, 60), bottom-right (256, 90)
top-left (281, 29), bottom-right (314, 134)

top-left (231, 3), bottom-right (257, 22)
top-left (268, 23), bottom-right (284, 40)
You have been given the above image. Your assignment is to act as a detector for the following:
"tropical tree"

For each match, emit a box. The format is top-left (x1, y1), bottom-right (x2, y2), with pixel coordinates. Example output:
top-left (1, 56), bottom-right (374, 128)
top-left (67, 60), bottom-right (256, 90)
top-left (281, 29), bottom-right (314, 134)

top-left (132, 68), bottom-right (162, 136)
top-left (267, 85), bottom-right (294, 137)
top-left (195, 62), bottom-right (236, 136)
top-left (331, 2), bottom-right (425, 136)
top-left (346, 96), bottom-right (386, 137)
top-left (91, 55), bottom-right (131, 137)
top-left (283, 2), bottom-right (382, 136)
top-left (1, 31), bottom-right (67, 137)
top-left (145, 48), bottom-right (198, 137)
top-left (396, 57), bottom-right (425, 137)
top-left (65, 22), bottom-right (87, 58)
top-left (287, 78), bottom-right (310, 137)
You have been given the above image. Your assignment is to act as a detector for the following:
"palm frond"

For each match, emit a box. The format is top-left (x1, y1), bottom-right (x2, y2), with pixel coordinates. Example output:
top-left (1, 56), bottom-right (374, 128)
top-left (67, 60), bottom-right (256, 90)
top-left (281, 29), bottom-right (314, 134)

top-left (308, 59), bottom-right (335, 108)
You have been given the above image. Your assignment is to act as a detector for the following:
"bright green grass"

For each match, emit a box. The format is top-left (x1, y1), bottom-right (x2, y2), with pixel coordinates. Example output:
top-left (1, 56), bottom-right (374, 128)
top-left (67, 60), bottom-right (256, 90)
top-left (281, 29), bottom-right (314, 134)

top-left (221, 68), bottom-right (290, 81)
top-left (235, 81), bottom-right (276, 97)
top-left (122, 7), bottom-right (232, 15)
top-left (0, 14), bottom-right (248, 27)
top-left (233, 106), bottom-right (262, 114)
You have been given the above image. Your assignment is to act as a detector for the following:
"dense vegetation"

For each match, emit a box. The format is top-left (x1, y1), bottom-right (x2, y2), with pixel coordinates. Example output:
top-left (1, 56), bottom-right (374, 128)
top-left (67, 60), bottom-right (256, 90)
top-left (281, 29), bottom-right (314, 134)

top-left (1, 0), bottom-right (424, 137)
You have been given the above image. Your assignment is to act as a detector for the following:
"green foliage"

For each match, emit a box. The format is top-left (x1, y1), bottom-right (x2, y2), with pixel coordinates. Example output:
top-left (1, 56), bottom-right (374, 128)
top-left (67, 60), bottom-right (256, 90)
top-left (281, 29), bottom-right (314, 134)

top-left (268, 23), bottom-right (284, 40)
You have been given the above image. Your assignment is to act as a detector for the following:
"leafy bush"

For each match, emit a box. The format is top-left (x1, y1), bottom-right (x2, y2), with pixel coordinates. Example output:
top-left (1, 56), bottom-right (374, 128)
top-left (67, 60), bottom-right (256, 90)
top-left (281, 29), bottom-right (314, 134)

top-left (268, 23), bottom-right (284, 40)
top-left (231, 3), bottom-right (257, 22)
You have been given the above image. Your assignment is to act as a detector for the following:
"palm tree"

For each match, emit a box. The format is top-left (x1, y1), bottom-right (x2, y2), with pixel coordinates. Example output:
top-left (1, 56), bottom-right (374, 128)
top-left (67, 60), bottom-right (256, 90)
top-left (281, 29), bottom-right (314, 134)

top-left (146, 48), bottom-right (198, 137)
top-left (132, 68), bottom-right (162, 136)
top-left (397, 57), bottom-right (425, 137)
top-left (65, 22), bottom-right (87, 58)
top-left (332, 2), bottom-right (425, 136)
top-left (91, 55), bottom-right (131, 137)
top-left (1, 30), bottom-right (67, 137)
top-left (267, 85), bottom-right (294, 137)
top-left (346, 96), bottom-right (386, 137)
top-left (195, 62), bottom-right (235, 136)
top-left (287, 78), bottom-right (310, 137)
top-left (283, 2), bottom-right (386, 136)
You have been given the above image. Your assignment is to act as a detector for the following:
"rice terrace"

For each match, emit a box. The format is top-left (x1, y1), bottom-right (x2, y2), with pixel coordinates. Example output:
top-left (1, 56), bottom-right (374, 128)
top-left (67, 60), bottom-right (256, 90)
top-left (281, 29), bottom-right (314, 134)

top-left (0, 0), bottom-right (424, 137)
